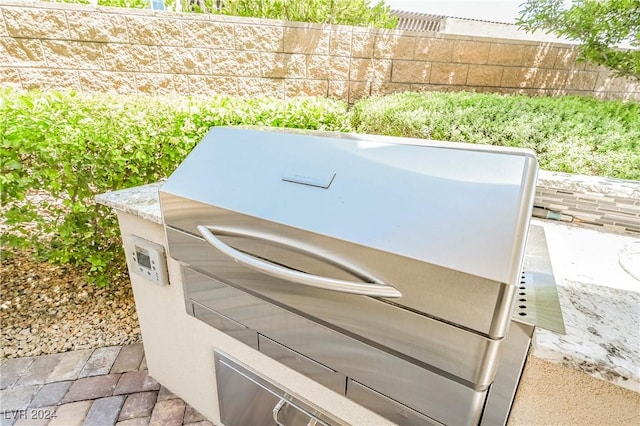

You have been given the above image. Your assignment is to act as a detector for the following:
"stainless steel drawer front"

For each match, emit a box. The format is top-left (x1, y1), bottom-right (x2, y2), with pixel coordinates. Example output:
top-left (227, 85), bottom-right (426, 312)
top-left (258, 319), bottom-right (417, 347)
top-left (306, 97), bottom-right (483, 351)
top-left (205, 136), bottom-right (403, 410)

top-left (191, 303), bottom-right (258, 349)
top-left (347, 379), bottom-right (443, 426)
top-left (162, 192), bottom-right (513, 338)
top-left (258, 335), bottom-right (347, 394)
top-left (173, 228), bottom-right (503, 388)
top-left (184, 264), bottom-right (488, 425)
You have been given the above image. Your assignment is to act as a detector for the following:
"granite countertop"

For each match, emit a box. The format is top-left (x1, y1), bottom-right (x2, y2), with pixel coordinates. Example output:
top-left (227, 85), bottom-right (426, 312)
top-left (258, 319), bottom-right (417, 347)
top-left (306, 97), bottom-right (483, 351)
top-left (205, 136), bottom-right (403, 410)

top-left (537, 169), bottom-right (640, 199)
top-left (96, 182), bottom-right (164, 224)
top-left (96, 183), bottom-right (640, 392)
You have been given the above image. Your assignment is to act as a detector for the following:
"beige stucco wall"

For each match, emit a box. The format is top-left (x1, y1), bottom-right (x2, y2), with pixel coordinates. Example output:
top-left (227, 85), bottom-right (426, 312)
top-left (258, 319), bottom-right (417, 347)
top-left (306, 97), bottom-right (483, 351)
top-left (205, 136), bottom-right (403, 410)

top-left (1, 1), bottom-right (639, 101)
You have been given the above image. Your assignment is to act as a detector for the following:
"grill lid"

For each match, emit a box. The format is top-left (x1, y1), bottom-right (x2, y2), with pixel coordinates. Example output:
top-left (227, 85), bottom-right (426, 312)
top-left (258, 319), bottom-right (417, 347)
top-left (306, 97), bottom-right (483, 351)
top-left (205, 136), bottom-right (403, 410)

top-left (160, 127), bottom-right (538, 286)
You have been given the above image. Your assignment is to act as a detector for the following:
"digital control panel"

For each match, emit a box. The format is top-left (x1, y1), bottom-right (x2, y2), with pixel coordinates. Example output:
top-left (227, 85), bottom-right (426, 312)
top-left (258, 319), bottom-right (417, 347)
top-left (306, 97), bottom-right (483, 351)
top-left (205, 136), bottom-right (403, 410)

top-left (124, 235), bottom-right (169, 286)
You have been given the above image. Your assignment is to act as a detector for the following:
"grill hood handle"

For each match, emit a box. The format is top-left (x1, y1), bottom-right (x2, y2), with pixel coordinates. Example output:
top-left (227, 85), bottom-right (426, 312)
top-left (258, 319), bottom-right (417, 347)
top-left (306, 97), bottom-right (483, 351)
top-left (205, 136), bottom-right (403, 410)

top-left (196, 225), bottom-right (402, 298)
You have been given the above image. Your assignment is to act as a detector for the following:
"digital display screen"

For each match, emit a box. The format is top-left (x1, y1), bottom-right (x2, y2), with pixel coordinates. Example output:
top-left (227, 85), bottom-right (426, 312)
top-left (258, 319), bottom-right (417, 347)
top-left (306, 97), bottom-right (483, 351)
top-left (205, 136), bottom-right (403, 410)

top-left (136, 249), bottom-right (152, 269)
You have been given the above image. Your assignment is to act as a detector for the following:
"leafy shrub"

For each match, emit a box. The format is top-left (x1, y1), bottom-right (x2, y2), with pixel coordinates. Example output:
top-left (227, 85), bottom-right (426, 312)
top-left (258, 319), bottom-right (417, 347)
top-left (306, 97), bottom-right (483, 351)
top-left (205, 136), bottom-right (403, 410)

top-left (51, 0), bottom-right (398, 28)
top-left (350, 91), bottom-right (640, 180)
top-left (3, 88), bottom-right (638, 289)
top-left (0, 89), bottom-right (349, 286)
top-left (204, 0), bottom-right (398, 28)
top-left (53, 0), bottom-right (151, 7)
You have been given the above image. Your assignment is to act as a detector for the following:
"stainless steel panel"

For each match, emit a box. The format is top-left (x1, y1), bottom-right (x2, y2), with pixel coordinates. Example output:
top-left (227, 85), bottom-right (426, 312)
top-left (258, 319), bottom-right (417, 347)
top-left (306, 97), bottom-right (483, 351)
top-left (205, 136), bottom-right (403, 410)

top-left (161, 127), bottom-right (538, 289)
top-left (346, 379), bottom-right (443, 426)
top-left (161, 193), bottom-right (513, 338)
top-left (215, 351), bottom-right (342, 426)
top-left (192, 303), bottom-right (258, 349)
top-left (481, 321), bottom-right (534, 426)
top-left (258, 335), bottom-right (347, 395)
top-left (216, 357), bottom-right (279, 426)
top-left (273, 399), bottom-right (330, 426)
top-left (240, 303), bottom-right (488, 425)
top-left (184, 266), bottom-right (263, 318)
top-left (197, 225), bottom-right (402, 298)
top-left (173, 230), bottom-right (503, 388)
top-left (186, 263), bottom-right (487, 425)
top-left (332, 339), bottom-right (487, 426)
top-left (515, 225), bottom-right (565, 334)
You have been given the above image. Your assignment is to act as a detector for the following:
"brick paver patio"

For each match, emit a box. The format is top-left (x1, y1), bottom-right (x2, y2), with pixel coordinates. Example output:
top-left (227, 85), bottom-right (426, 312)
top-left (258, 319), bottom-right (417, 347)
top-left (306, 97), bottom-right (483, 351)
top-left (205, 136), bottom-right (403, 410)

top-left (0, 344), bottom-right (213, 426)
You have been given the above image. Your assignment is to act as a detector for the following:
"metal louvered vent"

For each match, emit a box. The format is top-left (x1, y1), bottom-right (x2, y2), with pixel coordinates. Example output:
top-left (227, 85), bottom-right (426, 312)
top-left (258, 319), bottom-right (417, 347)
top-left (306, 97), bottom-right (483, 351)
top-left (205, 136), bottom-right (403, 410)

top-left (517, 271), bottom-right (530, 318)
top-left (391, 10), bottom-right (445, 32)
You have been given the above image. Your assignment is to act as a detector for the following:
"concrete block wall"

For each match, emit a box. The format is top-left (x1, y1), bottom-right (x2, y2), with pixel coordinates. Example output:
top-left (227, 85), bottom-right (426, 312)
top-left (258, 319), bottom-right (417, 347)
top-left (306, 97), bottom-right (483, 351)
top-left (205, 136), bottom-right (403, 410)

top-left (1, 1), bottom-right (639, 101)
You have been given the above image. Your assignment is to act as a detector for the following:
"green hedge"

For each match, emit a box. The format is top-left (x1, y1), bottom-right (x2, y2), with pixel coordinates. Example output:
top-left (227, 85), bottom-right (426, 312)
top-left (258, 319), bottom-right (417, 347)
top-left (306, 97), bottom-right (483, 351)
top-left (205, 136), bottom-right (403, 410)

top-left (0, 89), bottom-right (349, 286)
top-left (2, 89), bottom-right (638, 287)
top-left (51, 0), bottom-right (398, 28)
top-left (350, 91), bottom-right (640, 180)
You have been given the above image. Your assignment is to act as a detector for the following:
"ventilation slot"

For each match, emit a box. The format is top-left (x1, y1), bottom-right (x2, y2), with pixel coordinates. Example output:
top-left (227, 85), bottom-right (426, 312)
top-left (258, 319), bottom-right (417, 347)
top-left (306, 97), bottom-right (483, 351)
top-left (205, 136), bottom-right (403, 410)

top-left (516, 271), bottom-right (529, 317)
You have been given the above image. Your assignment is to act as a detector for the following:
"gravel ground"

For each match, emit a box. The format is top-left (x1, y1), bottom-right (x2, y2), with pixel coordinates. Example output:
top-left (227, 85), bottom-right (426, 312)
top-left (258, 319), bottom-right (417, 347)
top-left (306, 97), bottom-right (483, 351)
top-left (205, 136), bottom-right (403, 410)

top-left (1, 250), bottom-right (141, 359)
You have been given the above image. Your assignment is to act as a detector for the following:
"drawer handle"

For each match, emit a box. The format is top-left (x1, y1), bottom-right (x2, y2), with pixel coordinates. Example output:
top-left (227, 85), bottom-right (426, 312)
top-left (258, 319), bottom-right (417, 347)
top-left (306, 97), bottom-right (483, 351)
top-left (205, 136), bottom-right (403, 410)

top-left (272, 398), bottom-right (322, 426)
top-left (272, 400), bottom-right (286, 426)
top-left (197, 225), bottom-right (402, 298)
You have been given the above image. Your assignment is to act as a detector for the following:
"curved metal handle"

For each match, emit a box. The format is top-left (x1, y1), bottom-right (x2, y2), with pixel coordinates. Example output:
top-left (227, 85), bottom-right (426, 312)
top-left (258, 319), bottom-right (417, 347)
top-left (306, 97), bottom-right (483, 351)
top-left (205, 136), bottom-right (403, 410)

top-left (272, 399), bottom-right (286, 426)
top-left (272, 399), bottom-right (321, 426)
top-left (197, 225), bottom-right (402, 298)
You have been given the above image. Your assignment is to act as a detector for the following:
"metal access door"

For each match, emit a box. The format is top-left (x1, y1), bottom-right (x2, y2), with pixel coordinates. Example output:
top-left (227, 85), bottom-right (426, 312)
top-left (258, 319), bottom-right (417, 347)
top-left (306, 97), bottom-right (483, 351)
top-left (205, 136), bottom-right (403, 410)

top-left (215, 351), bottom-right (342, 426)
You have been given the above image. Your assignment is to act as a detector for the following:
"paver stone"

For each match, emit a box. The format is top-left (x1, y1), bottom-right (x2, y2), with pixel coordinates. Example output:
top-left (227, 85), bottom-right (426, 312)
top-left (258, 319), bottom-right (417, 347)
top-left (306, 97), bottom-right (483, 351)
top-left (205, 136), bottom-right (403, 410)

top-left (79, 347), bottom-right (121, 378)
top-left (16, 354), bottom-right (65, 386)
top-left (28, 381), bottom-right (72, 408)
top-left (118, 392), bottom-right (157, 421)
top-left (111, 345), bottom-right (145, 374)
top-left (46, 349), bottom-right (92, 383)
top-left (0, 384), bottom-right (41, 412)
top-left (183, 405), bottom-right (208, 423)
top-left (13, 406), bottom-right (55, 426)
top-left (138, 357), bottom-right (147, 371)
top-left (115, 417), bottom-right (150, 426)
top-left (47, 400), bottom-right (92, 426)
top-left (0, 413), bottom-right (16, 426)
top-left (156, 386), bottom-right (177, 402)
top-left (114, 371), bottom-right (160, 396)
top-left (149, 399), bottom-right (185, 426)
top-left (61, 374), bottom-right (120, 403)
top-left (1, 358), bottom-right (34, 390)
top-left (84, 395), bottom-right (125, 426)
top-left (0, 415), bottom-right (14, 426)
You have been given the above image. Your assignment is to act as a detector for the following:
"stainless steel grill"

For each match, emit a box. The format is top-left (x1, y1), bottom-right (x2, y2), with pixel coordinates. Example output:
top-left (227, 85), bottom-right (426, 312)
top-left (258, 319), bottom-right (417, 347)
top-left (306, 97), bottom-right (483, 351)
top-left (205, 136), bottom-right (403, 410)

top-left (160, 127), bottom-right (563, 425)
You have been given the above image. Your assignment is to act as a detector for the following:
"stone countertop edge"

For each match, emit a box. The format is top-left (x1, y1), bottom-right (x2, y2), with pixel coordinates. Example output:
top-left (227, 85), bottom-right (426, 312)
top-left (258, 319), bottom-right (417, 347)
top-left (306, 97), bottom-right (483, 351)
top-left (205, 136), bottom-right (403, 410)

top-left (537, 169), bottom-right (640, 199)
top-left (95, 183), bottom-right (638, 391)
top-left (95, 182), bottom-right (164, 224)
